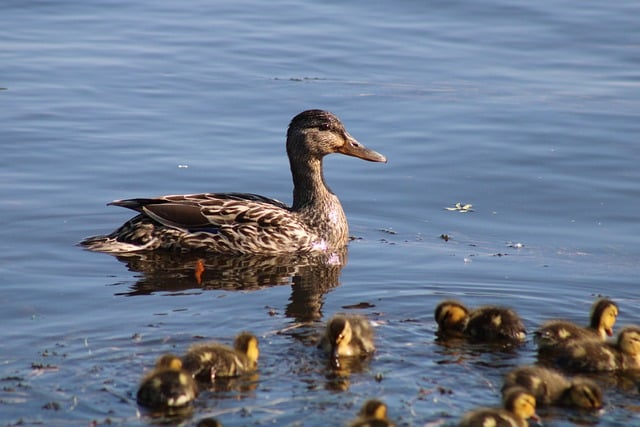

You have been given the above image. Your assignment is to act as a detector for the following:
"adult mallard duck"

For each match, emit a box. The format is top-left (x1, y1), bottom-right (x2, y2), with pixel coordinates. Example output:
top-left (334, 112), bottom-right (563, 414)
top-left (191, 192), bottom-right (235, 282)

top-left (80, 110), bottom-right (386, 254)
top-left (136, 354), bottom-right (198, 409)
top-left (502, 365), bottom-right (603, 409)
top-left (319, 313), bottom-right (375, 366)
top-left (554, 326), bottom-right (640, 372)
top-left (535, 298), bottom-right (618, 355)
top-left (459, 387), bottom-right (539, 427)
top-left (434, 300), bottom-right (526, 343)
top-left (182, 332), bottom-right (259, 381)
top-left (348, 399), bottom-right (396, 427)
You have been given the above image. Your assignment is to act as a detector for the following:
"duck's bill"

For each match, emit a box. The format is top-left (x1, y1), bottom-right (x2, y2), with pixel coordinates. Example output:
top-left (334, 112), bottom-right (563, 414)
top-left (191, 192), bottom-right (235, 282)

top-left (339, 133), bottom-right (387, 163)
top-left (530, 413), bottom-right (542, 426)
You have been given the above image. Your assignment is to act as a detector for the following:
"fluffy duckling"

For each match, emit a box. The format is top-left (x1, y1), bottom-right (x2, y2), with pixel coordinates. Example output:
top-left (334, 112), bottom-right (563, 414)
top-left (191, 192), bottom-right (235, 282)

top-left (319, 314), bottom-right (375, 364)
top-left (136, 354), bottom-right (198, 408)
top-left (182, 332), bottom-right (259, 381)
top-left (535, 298), bottom-right (618, 353)
top-left (348, 399), bottom-right (397, 427)
top-left (434, 300), bottom-right (526, 343)
top-left (434, 300), bottom-right (469, 337)
top-left (502, 365), bottom-right (603, 409)
top-left (459, 387), bottom-right (539, 427)
top-left (555, 326), bottom-right (640, 372)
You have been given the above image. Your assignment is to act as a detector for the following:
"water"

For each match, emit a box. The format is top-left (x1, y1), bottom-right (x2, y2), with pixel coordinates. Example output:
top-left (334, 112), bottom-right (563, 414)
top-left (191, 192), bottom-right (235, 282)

top-left (1, 0), bottom-right (639, 425)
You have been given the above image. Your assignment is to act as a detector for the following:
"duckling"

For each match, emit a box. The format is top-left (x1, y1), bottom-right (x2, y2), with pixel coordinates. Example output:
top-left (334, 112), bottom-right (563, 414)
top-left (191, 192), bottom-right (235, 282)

top-left (318, 314), bottom-right (375, 364)
top-left (555, 326), bottom-right (640, 372)
top-left (196, 418), bottom-right (223, 427)
top-left (182, 332), bottom-right (259, 381)
top-left (434, 300), bottom-right (526, 343)
top-left (459, 386), bottom-right (539, 427)
top-left (348, 399), bottom-right (396, 427)
top-left (434, 300), bottom-right (469, 337)
top-left (535, 298), bottom-right (618, 353)
top-left (136, 354), bottom-right (198, 408)
top-left (502, 365), bottom-right (603, 409)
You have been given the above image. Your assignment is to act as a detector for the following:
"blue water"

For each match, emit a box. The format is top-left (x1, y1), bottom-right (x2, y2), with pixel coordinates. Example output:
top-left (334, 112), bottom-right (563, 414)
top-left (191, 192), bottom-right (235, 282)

top-left (1, 1), bottom-right (639, 425)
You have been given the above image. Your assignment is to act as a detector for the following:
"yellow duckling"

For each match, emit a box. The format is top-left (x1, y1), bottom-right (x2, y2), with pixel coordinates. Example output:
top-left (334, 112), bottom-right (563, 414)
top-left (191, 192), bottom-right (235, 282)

top-left (434, 300), bottom-right (469, 337)
top-left (348, 399), bottom-right (397, 427)
top-left (555, 326), bottom-right (640, 372)
top-left (502, 365), bottom-right (603, 409)
top-left (434, 300), bottom-right (526, 342)
top-left (459, 387), bottom-right (539, 427)
top-left (535, 298), bottom-right (618, 354)
top-left (136, 354), bottom-right (198, 408)
top-left (182, 332), bottom-right (259, 381)
top-left (319, 314), bottom-right (375, 364)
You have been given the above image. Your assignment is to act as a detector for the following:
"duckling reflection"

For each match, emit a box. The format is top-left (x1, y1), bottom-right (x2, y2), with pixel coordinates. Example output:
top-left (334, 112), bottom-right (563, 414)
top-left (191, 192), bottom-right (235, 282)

top-left (108, 248), bottom-right (346, 322)
top-left (459, 386), bottom-right (539, 427)
top-left (348, 399), bottom-right (397, 427)
top-left (535, 298), bottom-right (618, 357)
top-left (502, 365), bottom-right (603, 409)
top-left (136, 354), bottom-right (198, 410)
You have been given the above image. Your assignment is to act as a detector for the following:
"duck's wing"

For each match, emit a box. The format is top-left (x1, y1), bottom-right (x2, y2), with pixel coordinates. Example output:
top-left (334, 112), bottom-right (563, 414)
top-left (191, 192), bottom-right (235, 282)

top-left (110, 193), bottom-right (292, 232)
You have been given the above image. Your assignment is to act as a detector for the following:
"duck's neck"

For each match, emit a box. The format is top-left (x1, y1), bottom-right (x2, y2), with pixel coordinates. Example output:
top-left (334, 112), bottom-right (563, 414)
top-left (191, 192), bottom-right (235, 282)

top-left (290, 156), bottom-right (348, 245)
top-left (291, 157), bottom-right (331, 209)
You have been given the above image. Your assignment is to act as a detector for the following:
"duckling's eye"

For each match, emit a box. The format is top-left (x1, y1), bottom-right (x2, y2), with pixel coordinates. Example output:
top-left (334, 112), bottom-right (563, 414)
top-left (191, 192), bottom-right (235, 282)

top-left (318, 122), bottom-right (330, 131)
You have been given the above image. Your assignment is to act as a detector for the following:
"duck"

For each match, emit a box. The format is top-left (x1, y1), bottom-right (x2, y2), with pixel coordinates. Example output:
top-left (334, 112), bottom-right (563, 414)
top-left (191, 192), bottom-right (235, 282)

top-left (434, 300), bottom-right (526, 343)
top-left (554, 326), bottom-right (640, 372)
top-left (434, 300), bottom-right (469, 338)
top-left (348, 399), bottom-right (396, 427)
top-left (502, 365), bottom-right (603, 409)
top-left (318, 313), bottom-right (375, 366)
top-left (181, 332), bottom-right (259, 381)
top-left (535, 298), bottom-right (618, 354)
top-left (80, 109), bottom-right (387, 255)
top-left (459, 386), bottom-right (539, 427)
top-left (136, 354), bottom-right (198, 408)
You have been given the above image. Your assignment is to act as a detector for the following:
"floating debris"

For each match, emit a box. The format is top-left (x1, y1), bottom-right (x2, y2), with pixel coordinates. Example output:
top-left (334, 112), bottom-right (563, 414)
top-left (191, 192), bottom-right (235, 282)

top-left (342, 302), bottom-right (376, 309)
top-left (445, 202), bottom-right (473, 213)
top-left (379, 228), bottom-right (397, 235)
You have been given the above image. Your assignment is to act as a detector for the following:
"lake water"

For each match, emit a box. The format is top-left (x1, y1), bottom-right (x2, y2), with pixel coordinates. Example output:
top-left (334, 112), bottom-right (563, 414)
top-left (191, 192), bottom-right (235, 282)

top-left (1, 0), bottom-right (639, 426)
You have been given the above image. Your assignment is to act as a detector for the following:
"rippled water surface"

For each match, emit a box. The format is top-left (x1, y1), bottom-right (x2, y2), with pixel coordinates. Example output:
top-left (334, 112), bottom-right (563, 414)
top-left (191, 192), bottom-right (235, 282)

top-left (2, 1), bottom-right (639, 426)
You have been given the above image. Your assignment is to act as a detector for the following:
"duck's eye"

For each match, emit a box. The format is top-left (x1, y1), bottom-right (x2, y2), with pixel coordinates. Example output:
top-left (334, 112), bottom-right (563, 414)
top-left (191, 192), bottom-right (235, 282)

top-left (318, 122), bottom-right (330, 131)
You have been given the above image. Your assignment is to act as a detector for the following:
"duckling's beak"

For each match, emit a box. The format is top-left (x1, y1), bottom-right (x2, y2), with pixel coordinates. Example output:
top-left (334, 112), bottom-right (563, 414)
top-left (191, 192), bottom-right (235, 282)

top-left (530, 412), bottom-right (542, 426)
top-left (338, 132), bottom-right (387, 163)
top-left (606, 327), bottom-right (614, 337)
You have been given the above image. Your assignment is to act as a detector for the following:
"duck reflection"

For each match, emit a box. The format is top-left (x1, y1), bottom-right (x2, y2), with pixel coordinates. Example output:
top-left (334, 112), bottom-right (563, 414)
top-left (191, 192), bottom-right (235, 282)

top-left (109, 247), bottom-right (347, 322)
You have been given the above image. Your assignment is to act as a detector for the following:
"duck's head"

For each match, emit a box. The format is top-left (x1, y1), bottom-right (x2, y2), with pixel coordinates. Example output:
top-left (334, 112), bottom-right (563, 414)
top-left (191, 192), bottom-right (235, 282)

top-left (286, 110), bottom-right (386, 163)
top-left (358, 399), bottom-right (388, 420)
top-left (503, 387), bottom-right (539, 422)
top-left (567, 377), bottom-right (603, 409)
top-left (434, 300), bottom-right (469, 333)
top-left (234, 332), bottom-right (260, 365)
top-left (590, 298), bottom-right (618, 338)
top-left (618, 326), bottom-right (640, 356)
top-left (327, 315), bottom-right (353, 360)
top-left (154, 354), bottom-right (184, 371)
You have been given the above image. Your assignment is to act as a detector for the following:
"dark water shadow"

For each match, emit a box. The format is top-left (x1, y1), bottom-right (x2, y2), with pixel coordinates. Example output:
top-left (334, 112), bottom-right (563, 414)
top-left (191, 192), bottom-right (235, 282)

top-left (107, 248), bottom-right (347, 322)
